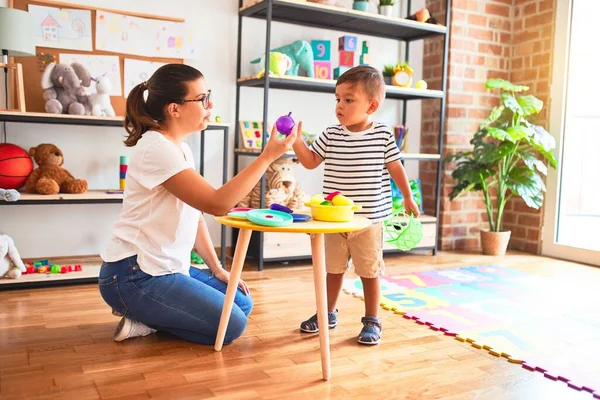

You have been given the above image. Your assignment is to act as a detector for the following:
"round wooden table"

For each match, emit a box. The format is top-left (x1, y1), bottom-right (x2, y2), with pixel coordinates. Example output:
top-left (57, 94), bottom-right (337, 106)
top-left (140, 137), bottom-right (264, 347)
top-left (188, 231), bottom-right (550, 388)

top-left (214, 215), bottom-right (372, 380)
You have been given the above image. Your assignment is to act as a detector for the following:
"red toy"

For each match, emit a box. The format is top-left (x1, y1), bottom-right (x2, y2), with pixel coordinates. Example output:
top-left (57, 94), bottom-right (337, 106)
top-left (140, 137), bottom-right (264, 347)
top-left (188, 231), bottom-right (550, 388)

top-left (0, 143), bottom-right (34, 189)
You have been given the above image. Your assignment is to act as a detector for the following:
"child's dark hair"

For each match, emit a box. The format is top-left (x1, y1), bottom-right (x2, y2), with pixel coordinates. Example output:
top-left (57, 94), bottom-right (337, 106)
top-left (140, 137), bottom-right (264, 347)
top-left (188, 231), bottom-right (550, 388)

top-left (124, 64), bottom-right (203, 146)
top-left (336, 66), bottom-right (385, 102)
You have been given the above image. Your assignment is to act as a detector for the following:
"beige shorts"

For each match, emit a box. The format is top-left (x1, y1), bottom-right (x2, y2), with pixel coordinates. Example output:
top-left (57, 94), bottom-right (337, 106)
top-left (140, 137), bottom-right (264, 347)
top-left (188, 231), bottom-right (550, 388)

top-left (325, 222), bottom-right (385, 278)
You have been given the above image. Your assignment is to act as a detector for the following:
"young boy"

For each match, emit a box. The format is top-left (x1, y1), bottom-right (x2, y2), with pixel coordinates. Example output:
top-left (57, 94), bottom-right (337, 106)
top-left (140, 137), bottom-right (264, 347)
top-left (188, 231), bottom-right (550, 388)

top-left (292, 66), bottom-right (420, 345)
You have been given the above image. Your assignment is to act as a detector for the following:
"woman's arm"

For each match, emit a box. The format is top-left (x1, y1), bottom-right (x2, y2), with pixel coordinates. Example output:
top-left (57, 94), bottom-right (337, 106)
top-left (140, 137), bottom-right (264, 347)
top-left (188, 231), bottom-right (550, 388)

top-left (163, 125), bottom-right (297, 216)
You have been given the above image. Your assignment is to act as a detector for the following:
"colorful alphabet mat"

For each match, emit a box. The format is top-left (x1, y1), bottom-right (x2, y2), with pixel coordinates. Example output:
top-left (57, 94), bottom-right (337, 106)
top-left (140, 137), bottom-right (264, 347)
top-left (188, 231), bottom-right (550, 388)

top-left (342, 265), bottom-right (600, 396)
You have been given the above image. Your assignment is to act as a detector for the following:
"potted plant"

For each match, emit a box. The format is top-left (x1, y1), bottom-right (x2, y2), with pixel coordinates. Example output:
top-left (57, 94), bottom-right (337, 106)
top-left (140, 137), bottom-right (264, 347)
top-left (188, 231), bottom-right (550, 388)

top-left (378, 0), bottom-right (396, 17)
top-left (352, 0), bottom-right (370, 12)
top-left (444, 78), bottom-right (558, 255)
top-left (382, 64), bottom-right (395, 85)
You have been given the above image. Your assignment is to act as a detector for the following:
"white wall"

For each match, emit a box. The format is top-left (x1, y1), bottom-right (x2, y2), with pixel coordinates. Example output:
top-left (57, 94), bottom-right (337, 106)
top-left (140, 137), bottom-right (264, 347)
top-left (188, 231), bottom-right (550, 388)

top-left (1, 0), bottom-right (423, 258)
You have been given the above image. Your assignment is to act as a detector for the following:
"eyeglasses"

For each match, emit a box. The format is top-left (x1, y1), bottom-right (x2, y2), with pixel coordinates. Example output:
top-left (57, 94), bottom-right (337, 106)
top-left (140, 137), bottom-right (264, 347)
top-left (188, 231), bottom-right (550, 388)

top-left (181, 89), bottom-right (211, 108)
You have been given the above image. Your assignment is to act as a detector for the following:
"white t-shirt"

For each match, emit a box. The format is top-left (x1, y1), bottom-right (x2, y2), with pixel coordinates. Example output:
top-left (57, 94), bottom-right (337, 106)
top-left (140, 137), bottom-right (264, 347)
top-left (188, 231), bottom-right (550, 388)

top-left (101, 130), bottom-right (200, 276)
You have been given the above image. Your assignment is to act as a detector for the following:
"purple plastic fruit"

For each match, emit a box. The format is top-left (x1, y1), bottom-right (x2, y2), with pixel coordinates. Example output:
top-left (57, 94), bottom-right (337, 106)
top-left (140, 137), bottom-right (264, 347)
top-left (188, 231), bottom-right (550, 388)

top-left (275, 112), bottom-right (295, 136)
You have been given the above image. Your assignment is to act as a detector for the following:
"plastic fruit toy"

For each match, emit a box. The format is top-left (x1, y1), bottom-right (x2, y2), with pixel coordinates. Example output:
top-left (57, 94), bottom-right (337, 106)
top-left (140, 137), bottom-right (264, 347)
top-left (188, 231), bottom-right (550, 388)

top-left (320, 200), bottom-right (333, 206)
top-left (325, 191), bottom-right (341, 201)
top-left (415, 80), bottom-right (427, 89)
top-left (310, 194), bottom-right (325, 205)
top-left (332, 194), bottom-right (353, 206)
top-left (275, 112), bottom-right (295, 136)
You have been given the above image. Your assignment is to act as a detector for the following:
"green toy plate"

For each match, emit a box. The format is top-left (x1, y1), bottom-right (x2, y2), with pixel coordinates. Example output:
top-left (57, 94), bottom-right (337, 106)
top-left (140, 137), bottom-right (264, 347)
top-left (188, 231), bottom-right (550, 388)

top-left (227, 211), bottom-right (249, 220)
top-left (247, 209), bottom-right (294, 227)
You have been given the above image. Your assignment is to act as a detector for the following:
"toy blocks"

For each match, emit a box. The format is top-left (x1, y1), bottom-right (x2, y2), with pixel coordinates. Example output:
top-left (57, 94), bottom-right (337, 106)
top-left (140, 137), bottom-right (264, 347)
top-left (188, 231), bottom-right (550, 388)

top-left (312, 40), bottom-right (332, 80)
top-left (311, 40), bottom-right (331, 61)
top-left (339, 51), bottom-right (355, 67)
top-left (334, 66), bottom-right (351, 79)
top-left (338, 35), bottom-right (357, 52)
top-left (314, 61), bottom-right (332, 79)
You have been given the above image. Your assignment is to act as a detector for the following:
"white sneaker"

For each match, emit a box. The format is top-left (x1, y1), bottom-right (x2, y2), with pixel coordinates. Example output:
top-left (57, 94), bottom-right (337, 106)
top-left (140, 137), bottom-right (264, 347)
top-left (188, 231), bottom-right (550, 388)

top-left (113, 317), bottom-right (157, 342)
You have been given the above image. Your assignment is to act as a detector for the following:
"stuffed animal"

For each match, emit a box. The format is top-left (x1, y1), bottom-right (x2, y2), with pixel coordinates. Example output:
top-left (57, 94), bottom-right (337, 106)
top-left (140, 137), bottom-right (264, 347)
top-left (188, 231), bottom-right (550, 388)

top-left (0, 189), bottom-right (20, 202)
top-left (238, 158), bottom-right (309, 210)
top-left (41, 62), bottom-right (92, 115)
top-left (255, 52), bottom-right (293, 78)
top-left (0, 234), bottom-right (26, 279)
top-left (251, 40), bottom-right (315, 77)
top-left (89, 75), bottom-right (116, 117)
top-left (25, 144), bottom-right (87, 195)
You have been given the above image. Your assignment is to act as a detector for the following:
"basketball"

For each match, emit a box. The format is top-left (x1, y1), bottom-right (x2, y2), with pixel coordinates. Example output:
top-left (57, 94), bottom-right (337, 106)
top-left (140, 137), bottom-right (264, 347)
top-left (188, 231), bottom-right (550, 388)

top-left (0, 143), bottom-right (34, 189)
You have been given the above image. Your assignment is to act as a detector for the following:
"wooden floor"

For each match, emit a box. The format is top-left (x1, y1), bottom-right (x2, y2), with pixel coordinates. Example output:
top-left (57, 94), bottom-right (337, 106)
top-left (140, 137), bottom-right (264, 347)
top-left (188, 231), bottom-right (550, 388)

top-left (1, 251), bottom-right (598, 400)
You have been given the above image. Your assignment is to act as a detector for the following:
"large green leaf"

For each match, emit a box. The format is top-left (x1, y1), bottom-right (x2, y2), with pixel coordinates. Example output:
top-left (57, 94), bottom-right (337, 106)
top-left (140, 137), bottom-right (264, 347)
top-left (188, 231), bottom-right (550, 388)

top-left (479, 141), bottom-right (515, 163)
top-left (518, 149), bottom-right (548, 176)
top-left (449, 159), bottom-right (494, 200)
top-left (479, 105), bottom-right (505, 130)
top-left (518, 95), bottom-right (543, 117)
top-left (508, 167), bottom-right (546, 209)
top-left (486, 79), bottom-right (530, 92)
top-left (527, 125), bottom-right (558, 168)
top-left (506, 125), bottom-right (532, 142)
top-left (486, 127), bottom-right (509, 141)
top-left (443, 151), bottom-right (473, 164)
top-left (502, 93), bottom-right (524, 115)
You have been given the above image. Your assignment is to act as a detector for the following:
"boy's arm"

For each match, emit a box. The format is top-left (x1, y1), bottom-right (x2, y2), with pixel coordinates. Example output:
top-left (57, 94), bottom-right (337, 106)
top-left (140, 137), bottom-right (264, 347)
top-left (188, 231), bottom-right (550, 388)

top-left (292, 121), bottom-right (324, 170)
top-left (387, 160), bottom-right (421, 217)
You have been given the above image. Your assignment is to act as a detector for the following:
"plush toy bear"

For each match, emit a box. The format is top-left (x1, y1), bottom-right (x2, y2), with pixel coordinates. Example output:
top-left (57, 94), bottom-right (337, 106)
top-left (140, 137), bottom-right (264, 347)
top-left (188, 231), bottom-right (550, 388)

top-left (0, 234), bottom-right (26, 279)
top-left (238, 158), bottom-right (309, 210)
top-left (25, 144), bottom-right (87, 195)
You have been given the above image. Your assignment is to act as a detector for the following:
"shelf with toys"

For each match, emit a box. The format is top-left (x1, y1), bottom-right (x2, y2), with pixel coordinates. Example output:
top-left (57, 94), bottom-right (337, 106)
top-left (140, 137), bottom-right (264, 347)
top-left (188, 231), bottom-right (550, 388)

top-left (240, 0), bottom-right (447, 41)
top-left (0, 116), bottom-right (231, 287)
top-left (237, 75), bottom-right (445, 100)
top-left (233, 0), bottom-right (451, 270)
top-left (0, 190), bottom-right (124, 205)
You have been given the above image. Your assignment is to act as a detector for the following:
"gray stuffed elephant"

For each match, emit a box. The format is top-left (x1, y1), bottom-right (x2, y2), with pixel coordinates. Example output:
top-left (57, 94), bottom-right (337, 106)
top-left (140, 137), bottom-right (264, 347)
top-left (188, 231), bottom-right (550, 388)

top-left (251, 40), bottom-right (315, 78)
top-left (41, 62), bottom-right (92, 115)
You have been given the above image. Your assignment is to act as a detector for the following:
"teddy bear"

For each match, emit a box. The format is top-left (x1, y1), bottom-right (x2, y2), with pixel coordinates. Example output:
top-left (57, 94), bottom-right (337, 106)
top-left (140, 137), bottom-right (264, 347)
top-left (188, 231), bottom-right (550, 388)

top-left (41, 62), bottom-right (92, 115)
top-left (25, 144), bottom-right (88, 195)
top-left (0, 234), bottom-right (26, 279)
top-left (238, 158), bottom-right (309, 210)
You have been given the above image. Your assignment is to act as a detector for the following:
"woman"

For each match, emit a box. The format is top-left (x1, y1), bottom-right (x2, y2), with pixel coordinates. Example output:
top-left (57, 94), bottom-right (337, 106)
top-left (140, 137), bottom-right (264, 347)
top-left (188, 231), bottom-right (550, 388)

top-left (99, 64), bottom-right (296, 344)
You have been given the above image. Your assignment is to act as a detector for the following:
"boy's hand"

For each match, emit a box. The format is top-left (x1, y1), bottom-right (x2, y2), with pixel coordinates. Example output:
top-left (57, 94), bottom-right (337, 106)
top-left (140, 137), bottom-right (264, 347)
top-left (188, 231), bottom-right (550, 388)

top-left (293, 121), bottom-right (304, 146)
top-left (404, 198), bottom-right (421, 218)
top-left (262, 124), bottom-right (297, 162)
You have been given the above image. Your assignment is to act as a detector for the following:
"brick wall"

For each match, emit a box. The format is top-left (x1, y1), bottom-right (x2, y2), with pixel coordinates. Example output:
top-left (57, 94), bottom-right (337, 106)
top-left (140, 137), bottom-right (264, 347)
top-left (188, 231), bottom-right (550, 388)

top-left (421, 0), bottom-right (555, 253)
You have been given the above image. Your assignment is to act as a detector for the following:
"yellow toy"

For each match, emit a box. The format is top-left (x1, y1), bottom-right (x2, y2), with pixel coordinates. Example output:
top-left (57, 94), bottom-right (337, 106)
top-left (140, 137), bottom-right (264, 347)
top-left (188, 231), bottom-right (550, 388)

top-left (392, 63), bottom-right (413, 87)
top-left (306, 192), bottom-right (360, 222)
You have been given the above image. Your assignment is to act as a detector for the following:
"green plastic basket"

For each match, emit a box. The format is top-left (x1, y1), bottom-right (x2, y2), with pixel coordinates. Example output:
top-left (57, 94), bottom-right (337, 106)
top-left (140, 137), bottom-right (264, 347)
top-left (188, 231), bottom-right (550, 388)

top-left (383, 210), bottom-right (424, 251)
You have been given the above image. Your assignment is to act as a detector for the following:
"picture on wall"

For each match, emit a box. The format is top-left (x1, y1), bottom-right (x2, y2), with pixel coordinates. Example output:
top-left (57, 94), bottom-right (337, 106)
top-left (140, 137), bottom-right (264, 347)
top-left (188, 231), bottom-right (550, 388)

top-left (95, 10), bottom-right (196, 59)
top-left (28, 4), bottom-right (93, 51)
top-left (123, 58), bottom-right (166, 97)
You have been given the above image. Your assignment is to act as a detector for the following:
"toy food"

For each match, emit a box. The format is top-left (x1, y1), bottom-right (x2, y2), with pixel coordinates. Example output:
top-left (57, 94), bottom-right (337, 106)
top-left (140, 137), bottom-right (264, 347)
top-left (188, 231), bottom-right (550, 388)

top-left (275, 112), bottom-right (295, 136)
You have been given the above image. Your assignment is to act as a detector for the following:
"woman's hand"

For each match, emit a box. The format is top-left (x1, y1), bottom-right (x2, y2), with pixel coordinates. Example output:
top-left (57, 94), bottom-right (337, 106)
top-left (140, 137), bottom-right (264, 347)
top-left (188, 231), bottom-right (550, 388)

top-left (262, 123), bottom-right (298, 162)
top-left (213, 268), bottom-right (250, 295)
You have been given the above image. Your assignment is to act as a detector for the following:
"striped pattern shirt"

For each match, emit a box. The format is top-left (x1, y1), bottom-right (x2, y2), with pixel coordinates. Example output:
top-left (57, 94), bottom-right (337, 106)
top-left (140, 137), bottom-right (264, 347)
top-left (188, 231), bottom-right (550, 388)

top-left (310, 123), bottom-right (401, 222)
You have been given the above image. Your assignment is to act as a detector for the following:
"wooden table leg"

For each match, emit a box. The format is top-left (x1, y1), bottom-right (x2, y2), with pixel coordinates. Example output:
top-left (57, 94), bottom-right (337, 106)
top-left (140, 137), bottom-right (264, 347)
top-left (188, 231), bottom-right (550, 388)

top-left (310, 233), bottom-right (331, 380)
top-left (214, 228), bottom-right (252, 351)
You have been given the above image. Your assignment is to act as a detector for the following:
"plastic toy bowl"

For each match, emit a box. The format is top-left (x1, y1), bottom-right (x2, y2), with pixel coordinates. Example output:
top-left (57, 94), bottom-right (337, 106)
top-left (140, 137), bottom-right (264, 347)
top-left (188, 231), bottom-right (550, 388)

top-left (304, 202), bottom-right (361, 222)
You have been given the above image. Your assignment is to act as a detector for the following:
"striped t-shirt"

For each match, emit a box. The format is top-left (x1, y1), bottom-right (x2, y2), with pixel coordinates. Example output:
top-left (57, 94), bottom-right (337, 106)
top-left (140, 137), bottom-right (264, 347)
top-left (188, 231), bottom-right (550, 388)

top-left (310, 123), bottom-right (401, 222)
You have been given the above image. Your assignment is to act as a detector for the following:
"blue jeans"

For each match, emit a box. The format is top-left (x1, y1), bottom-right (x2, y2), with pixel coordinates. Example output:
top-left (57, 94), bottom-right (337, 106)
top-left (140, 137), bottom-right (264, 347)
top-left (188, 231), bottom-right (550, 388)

top-left (98, 255), bottom-right (253, 345)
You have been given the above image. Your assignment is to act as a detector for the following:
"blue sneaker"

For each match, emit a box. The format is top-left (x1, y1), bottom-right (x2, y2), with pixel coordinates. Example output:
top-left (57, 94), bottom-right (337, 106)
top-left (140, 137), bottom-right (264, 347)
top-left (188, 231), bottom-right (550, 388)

top-left (300, 309), bottom-right (338, 333)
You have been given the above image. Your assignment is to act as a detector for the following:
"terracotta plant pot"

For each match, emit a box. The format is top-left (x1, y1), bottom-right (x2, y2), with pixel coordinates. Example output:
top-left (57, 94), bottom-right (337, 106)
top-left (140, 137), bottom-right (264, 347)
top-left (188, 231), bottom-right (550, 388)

top-left (480, 230), bottom-right (511, 255)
